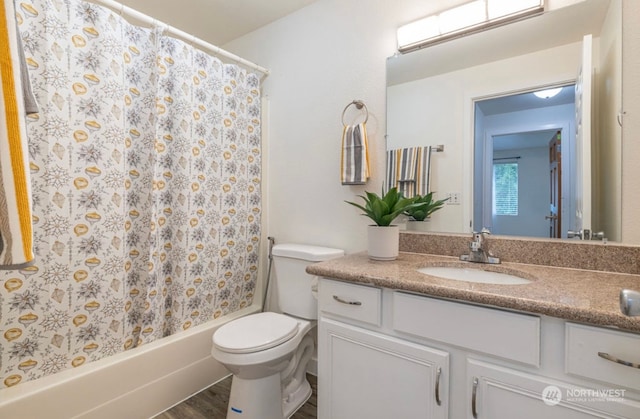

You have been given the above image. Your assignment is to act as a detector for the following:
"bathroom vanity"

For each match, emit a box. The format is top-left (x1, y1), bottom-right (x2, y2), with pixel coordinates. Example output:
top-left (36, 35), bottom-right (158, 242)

top-left (309, 234), bottom-right (640, 419)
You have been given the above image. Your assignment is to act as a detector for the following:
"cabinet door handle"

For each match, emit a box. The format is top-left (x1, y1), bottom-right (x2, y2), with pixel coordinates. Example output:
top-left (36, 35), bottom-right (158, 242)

top-left (332, 295), bottom-right (362, 306)
top-left (471, 377), bottom-right (479, 418)
top-left (435, 367), bottom-right (442, 406)
top-left (598, 352), bottom-right (640, 369)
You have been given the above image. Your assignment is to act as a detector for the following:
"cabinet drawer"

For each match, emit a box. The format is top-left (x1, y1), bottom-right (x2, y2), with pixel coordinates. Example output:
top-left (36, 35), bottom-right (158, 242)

top-left (318, 278), bottom-right (381, 326)
top-left (393, 292), bottom-right (540, 366)
top-left (566, 323), bottom-right (640, 392)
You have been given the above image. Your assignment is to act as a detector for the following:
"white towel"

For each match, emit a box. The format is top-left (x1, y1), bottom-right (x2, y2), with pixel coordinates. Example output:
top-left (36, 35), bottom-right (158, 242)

top-left (340, 122), bottom-right (370, 185)
top-left (386, 146), bottom-right (433, 198)
top-left (415, 146), bottom-right (433, 196)
top-left (0, 0), bottom-right (35, 269)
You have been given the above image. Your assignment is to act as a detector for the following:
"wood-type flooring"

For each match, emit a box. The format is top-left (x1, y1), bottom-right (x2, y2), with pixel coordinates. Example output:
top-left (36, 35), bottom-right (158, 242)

top-left (155, 373), bottom-right (317, 419)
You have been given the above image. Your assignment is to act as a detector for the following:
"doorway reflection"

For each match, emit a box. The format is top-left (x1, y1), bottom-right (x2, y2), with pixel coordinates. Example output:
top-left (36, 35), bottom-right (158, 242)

top-left (473, 85), bottom-right (576, 238)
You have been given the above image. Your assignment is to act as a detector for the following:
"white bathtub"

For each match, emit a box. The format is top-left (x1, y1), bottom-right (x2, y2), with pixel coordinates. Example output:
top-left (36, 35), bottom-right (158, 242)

top-left (0, 305), bottom-right (260, 419)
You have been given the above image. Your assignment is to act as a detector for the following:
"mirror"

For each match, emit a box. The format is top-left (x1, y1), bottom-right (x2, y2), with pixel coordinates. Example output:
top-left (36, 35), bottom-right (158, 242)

top-left (386, 0), bottom-right (622, 241)
top-left (473, 87), bottom-right (576, 239)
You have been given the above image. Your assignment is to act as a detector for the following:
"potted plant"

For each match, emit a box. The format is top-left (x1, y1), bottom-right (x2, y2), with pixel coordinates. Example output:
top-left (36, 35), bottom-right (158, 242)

top-left (345, 187), bottom-right (425, 260)
top-left (404, 192), bottom-right (449, 232)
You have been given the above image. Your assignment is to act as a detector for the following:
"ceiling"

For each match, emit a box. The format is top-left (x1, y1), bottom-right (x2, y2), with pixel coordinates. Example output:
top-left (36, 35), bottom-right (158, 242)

top-left (476, 84), bottom-right (575, 116)
top-left (115, 0), bottom-right (318, 46)
top-left (478, 86), bottom-right (575, 151)
top-left (493, 129), bottom-right (559, 152)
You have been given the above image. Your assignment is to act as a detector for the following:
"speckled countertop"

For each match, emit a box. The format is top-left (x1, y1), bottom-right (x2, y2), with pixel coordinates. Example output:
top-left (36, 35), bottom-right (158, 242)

top-left (307, 251), bottom-right (640, 333)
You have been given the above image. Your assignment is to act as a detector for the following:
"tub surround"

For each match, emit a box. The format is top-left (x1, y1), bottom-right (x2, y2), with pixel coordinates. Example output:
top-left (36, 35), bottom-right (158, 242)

top-left (306, 232), bottom-right (640, 333)
top-left (0, 305), bottom-right (259, 419)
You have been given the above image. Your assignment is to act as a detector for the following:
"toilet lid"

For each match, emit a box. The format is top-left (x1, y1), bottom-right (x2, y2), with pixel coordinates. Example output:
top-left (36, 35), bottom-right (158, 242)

top-left (213, 312), bottom-right (299, 354)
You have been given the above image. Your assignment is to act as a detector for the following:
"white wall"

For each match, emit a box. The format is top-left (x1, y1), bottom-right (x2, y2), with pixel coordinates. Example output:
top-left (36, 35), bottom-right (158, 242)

top-left (223, 0), bottom-right (639, 247)
top-left (620, 0), bottom-right (640, 243)
top-left (387, 43), bottom-right (582, 233)
top-left (224, 0), bottom-right (460, 254)
top-left (387, 71), bottom-right (464, 233)
top-left (596, 0), bottom-right (622, 242)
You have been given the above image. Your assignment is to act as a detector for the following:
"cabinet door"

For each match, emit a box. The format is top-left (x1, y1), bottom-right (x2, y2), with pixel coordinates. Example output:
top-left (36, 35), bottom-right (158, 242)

top-left (468, 359), bottom-right (640, 419)
top-left (318, 318), bottom-right (449, 419)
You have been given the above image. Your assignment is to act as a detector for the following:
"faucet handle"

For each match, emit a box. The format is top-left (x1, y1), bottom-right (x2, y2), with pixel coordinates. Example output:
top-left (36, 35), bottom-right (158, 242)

top-left (567, 230), bottom-right (582, 239)
top-left (472, 228), bottom-right (491, 236)
top-left (470, 230), bottom-right (487, 252)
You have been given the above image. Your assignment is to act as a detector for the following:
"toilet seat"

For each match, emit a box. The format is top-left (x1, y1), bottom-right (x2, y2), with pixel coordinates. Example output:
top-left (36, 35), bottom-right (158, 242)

top-left (213, 312), bottom-right (299, 354)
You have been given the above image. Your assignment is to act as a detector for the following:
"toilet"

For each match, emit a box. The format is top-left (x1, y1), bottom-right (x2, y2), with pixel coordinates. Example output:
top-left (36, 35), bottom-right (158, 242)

top-left (211, 243), bottom-right (344, 419)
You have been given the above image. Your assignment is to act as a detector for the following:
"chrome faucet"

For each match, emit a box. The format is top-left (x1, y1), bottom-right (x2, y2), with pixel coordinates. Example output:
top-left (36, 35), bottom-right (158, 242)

top-left (567, 229), bottom-right (606, 241)
top-left (460, 228), bottom-right (500, 264)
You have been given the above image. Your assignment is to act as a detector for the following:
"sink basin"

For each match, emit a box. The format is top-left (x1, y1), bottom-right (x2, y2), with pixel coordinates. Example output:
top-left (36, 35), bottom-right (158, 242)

top-left (417, 266), bottom-right (532, 285)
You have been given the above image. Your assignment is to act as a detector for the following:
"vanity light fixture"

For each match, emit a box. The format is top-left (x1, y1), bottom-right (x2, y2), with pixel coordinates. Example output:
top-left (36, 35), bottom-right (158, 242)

top-left (533, 87), bottom-right (562, 99)
top-left (397, 0), bottom-right (544, 53)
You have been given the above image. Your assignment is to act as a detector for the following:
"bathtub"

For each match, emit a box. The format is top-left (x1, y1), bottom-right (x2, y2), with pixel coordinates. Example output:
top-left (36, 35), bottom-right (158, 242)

top-left (0, 305), bottom-right (260, 418)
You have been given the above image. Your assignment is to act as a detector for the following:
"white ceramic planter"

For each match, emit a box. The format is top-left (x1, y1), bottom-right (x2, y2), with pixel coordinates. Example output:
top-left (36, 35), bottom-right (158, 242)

top-left (405, 219), bottom-right (431, 232)
top-left (367, 225), bottom-right (399, 261)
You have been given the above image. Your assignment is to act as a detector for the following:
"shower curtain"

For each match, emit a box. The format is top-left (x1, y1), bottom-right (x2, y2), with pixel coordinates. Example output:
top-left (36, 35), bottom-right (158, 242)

top-left (0, 0), bottom-right (262, 388)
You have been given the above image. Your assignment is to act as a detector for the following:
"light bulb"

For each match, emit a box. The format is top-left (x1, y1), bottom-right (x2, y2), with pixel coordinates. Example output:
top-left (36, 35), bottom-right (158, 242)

top-left (533, 88), bottom-right (562, 99)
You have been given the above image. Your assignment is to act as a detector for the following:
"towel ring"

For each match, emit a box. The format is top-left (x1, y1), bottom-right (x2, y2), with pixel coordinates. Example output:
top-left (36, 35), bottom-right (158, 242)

top-left (342, 100), bottom-right (369, 126)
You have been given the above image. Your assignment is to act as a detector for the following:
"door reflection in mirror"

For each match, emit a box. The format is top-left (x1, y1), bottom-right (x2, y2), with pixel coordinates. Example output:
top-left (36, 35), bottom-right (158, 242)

top-left (473, 86), bottom-right (575, 238)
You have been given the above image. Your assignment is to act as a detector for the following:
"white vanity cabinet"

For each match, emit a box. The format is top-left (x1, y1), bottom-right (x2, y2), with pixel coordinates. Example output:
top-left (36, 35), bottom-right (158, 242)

top-left (317, 278), bottom-right (640, 419)
top-left (468, 359), bottom-right (640, 419)
top-left (317, 279), bottom-right (449, 419)
top-left (319, 319), bottom-right (449, 419)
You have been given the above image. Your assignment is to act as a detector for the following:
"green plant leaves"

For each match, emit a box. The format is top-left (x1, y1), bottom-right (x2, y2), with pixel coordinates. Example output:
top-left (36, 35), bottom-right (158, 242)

top-left (403, 192), bottom-right (449, 221)
top-left (345, 187), bottom-right (429, 226)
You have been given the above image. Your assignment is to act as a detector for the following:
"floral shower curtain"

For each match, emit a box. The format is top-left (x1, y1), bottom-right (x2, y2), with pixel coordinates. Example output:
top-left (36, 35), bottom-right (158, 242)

top-left (0, 0), bottom-right (261, 388)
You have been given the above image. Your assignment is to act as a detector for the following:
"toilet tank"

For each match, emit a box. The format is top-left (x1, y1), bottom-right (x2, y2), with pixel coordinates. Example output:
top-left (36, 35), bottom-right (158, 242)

top-left (272, 243), bottom-right (344, 319)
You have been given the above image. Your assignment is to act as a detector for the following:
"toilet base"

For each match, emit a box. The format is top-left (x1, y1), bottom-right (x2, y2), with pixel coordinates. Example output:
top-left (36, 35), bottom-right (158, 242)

top-left (224, 373), bottom-right (312, 419)
top-left (283, 377), bottom-right (312, 418)
top-left (226, 374), bottom-right (283, 419)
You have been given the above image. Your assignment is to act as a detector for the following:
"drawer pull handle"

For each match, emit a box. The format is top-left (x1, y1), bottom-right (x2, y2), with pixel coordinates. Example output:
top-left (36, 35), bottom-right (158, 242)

top-left (333, 295), bottom-right (362, 306)
top-left (472, 377), bottom-right (479, 418)
top-left (435, 367), bottom-right (442, 406)
top-left (598, 352), bottom-right (640, 369)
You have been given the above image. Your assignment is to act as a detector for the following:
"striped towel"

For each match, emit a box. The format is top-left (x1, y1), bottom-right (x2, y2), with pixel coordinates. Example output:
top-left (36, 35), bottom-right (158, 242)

top-left (0, 0), bottom-right (35, 269)
top-left (386, 146), bottom-right (433, 198)
top-left (340, 122), bottom-right (370, 185)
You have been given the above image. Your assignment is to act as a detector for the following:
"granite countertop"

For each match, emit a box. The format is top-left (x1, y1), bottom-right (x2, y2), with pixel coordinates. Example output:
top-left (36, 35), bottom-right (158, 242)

top-left (307, 251), bottom-right (640, 333)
